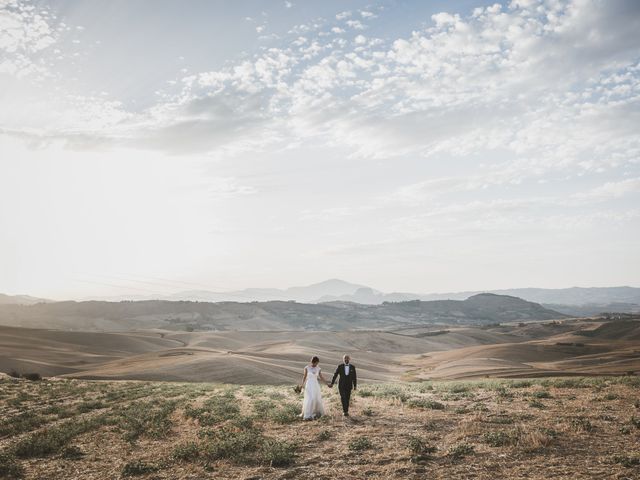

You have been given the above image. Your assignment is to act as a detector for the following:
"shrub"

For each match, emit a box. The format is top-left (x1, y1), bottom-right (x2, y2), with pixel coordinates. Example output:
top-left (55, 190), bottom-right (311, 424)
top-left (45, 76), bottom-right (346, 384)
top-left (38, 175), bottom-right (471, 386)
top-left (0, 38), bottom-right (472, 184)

top-left (511, 380), bottom-right (532, 388)
top-left (483, 431), bottom-right (513, 447)
top-left (532, 390), bottom-right (552, 399)
top-left (13, 416), bottom-right (104, 458)
top-left (60, 445), bottom-right (85, 460)
top-left (7, 370), bottom-right (20, 379)
top-left (406, 398), bottom-right (445, 410)
top-left (121, 460), bottom-right (159, 476)
top-left (119, 400), bottom-right (177, 442)
top-left (613, 455), bottom-right (640, 468)
top-left (171, 442), bottom-right (200, 462)
top-left (570, 417), bottom-right (594, 432)
top-left (185, 392), bottom-right (239, 426)
top-left (407, 436), bottom-right (437, 456)
top-left (528, 400), bottom-right (546, 409)
top-left (0, 451), bottom-right (23, 478)
top-left (317, 430), bottom-right (332, 441)
top-left (21, 373), bottom-right (41, 382)
top-left (448, 443), bottom-right (474, 459)
top-left (269, 403), bottom-right (300, 424)
top-left (0, 411), bottom-right (46, 437)
top-left (261, 439), bottom-right (297, 467)
top-left (348, 437), bottom-right (373, 451)
top-left (76, 400), bottom-right (105, 413)
top-left (201, 426), bottom-right (264, 464)
top-left (252, 399), bottom-right (276, 415)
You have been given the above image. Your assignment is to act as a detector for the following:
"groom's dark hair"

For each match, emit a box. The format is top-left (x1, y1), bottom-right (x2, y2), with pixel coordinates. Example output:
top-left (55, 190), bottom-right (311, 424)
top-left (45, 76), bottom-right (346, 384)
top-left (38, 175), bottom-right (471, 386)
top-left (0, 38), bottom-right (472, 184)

top-left (311, 356), bottom-right (319, 364)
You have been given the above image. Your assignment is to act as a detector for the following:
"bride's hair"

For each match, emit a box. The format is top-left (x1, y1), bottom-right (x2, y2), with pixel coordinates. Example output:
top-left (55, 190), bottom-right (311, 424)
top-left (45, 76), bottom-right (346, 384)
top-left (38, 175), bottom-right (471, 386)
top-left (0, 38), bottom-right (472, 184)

top-left (311, 356), bottom-right (319, 365)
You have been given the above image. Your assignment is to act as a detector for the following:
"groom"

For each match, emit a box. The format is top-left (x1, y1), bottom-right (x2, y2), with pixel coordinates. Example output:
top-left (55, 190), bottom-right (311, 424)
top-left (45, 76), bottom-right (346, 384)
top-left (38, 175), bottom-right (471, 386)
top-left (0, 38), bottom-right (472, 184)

top-left (329, 354), bottom-right (357, 416)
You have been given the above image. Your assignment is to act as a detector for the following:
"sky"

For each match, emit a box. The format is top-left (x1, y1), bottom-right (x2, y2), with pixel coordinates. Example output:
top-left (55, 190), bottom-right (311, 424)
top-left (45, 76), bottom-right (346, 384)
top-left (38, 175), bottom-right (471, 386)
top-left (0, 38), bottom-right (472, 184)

top-left (1, 0), bottom-right (639, 300)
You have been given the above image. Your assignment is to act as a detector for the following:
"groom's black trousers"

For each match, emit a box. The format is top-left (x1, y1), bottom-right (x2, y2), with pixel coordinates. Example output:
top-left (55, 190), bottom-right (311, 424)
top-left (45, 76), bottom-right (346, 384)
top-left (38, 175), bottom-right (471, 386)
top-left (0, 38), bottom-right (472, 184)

top-left (339, 386), bottom-right (352, 413)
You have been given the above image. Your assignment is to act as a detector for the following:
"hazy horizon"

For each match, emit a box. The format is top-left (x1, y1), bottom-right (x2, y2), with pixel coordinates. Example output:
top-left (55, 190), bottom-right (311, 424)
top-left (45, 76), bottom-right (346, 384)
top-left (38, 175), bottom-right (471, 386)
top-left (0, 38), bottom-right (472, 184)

top-left (2, 0), bottom-right (639, 300)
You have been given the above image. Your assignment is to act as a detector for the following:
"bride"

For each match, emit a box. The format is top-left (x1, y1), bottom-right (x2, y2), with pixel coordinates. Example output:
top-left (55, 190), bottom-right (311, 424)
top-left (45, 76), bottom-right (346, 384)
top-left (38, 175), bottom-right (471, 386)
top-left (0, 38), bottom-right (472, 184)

top-left (300, 356), bottom-right (327, 420)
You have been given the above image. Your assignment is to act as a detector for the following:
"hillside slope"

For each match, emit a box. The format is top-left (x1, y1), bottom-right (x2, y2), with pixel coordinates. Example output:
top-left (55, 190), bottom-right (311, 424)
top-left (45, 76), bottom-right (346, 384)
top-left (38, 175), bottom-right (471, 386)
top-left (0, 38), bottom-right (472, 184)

top-left (0, 294), bottom-right (566, 332)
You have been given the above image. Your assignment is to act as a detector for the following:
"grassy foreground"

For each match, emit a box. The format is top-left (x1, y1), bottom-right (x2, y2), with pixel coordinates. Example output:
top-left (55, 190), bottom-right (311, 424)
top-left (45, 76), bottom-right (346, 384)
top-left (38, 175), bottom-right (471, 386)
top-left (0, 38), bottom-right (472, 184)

top-left (1, 376), bottom-right (639, 479)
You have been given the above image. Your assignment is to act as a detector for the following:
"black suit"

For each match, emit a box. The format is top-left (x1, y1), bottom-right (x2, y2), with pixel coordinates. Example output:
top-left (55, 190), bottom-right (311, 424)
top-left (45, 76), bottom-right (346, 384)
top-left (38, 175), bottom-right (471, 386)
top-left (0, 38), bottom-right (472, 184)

top-left (331, 363), bottom-right (357, 414)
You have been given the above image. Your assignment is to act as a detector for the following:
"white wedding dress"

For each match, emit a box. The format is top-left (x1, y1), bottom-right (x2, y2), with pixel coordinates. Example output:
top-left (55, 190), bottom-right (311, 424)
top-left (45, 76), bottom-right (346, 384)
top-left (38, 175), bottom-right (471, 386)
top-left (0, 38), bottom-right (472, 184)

top-left (302, 365), bottom-right (325, 420)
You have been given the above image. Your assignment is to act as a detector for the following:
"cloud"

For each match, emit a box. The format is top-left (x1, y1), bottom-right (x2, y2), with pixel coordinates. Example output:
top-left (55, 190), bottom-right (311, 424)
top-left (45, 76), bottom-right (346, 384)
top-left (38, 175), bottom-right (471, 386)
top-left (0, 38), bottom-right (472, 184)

top-left (3, 0), bottom-right (640, 180)
top-left (0, 0), bottom-right (57, 77)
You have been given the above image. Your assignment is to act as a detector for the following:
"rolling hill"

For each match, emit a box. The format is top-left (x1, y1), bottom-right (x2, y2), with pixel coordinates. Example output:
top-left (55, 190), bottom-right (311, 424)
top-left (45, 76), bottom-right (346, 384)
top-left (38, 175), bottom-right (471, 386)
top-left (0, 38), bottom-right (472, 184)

top-left (0, 293), bottom-right (566, 332)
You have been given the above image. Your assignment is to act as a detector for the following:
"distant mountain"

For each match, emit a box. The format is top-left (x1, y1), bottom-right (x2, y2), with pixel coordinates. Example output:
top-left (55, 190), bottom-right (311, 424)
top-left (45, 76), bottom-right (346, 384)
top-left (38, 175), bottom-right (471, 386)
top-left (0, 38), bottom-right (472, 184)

top-left (545, 302), bottom-right (640, 317)
top-left (83, 279), bottom-right (370, 303)
top-left (0, 293), bottom-right (50, 305)
top-left (0, 293), bottom-right (566, 332)
top-left (319, 285), bottom-right (640, 308)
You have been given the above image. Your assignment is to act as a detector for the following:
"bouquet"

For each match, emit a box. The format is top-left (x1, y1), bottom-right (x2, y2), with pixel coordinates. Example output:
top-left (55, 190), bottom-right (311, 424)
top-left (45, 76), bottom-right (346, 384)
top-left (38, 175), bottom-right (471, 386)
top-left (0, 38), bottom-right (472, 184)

top-left (293, 385), bottom-right (302, 394)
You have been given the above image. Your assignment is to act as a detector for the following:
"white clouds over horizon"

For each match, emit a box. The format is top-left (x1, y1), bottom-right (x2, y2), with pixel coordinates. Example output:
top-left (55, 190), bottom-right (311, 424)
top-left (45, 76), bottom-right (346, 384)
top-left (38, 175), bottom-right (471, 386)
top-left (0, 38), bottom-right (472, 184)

top-left (1, 0), bottom-right (639, 297)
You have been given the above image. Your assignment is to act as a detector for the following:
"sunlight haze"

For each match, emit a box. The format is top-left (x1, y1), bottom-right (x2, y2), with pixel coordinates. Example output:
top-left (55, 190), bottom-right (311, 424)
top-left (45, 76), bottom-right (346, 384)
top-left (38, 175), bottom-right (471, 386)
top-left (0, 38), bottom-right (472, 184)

top-left (1, 0), bottom-right (639, 300)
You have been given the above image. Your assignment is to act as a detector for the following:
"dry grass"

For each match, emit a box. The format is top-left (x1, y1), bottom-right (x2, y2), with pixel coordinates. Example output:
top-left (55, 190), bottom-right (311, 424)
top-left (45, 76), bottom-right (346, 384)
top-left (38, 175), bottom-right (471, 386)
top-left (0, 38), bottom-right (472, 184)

top-left (0, 376), bottom-right (639, 479)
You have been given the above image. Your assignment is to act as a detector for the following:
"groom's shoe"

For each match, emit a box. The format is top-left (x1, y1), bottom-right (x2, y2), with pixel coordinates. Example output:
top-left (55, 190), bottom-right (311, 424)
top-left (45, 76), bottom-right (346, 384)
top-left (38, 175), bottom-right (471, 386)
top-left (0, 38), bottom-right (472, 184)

top-left (343, 412), bottom-right (349, 417)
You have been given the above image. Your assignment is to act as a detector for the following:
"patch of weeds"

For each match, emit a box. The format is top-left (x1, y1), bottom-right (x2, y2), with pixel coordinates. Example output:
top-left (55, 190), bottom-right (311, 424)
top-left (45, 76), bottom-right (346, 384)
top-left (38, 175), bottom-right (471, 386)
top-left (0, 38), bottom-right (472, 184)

top-left (531, 390), bottom-right (552, 399)
top-left (348, 437), bottom-right (373, 452)
top-left (267, 391), bottom-right (286, 401)
top-left (619, 425), bottom-right (631, 435)
top-left (448, 443), bottom-right (474, 460)
top-left (539, 427), bottom-right (559, 439)
top-left (511, 380), bottom-right (532, 389)
top-left (414, 382), bottom-right (434, 393)
top-left (201, 425), bottom-right (264, 464)
top-left (121, 460), bottom-right (159, 476)
top-left (362, 407), bottom-right (374, 416)
top-left (13, 415), bottom-right (105, 458)
top-left (357, 388), bottom-right (374, 398)
top-left (613, 455), bottom-right (640, 468)
top-left (473, 402), bottom-right (489, 412)
top-left (76, 400), bottom-right (105, 413)
top-left (528, 400), bottom-right (546, 409)
top-left (454, 407), bottom-right (470, 414)
top-left (269, 403), bottom-right (300, 424)
top-left (252, 399), bottom-right (276, 415)
top-left (0, 451), bottom-right (23, 478)
top-left (366, 385), bottom-right (410, 403)
top-left (603, 393), bottom-right (618, 401)
top-left (485, 415), bottom-right (514, 425)
top-left (184, 391), bottom-right (239, 426)
top-left (496, 386), bottom-right (514, 399)
top-left (243, 385), bottom-right (266, 397)
top-left (517, 428), bottom-right (554, 452)
top-left (0, 411), bottom-right (46, 437)
top-left (317, 430), bottom-right (332, 441)
top-left (407, 436), bottom-right (437, 456)
top-left (171, 442), bottom-right (200, 462)
top-left (630, 416), bottom-right (640, 429)
top-left (261, 439), bottom-right (297, 467)
top-left (60, 445), bottom-right (84, 460)
top-left (570, 417), bottom-right (594, 432)
top-left (119, 399), bottom-right (178, 443)
top-left (406, 398), bottom-right (445, 410)
top-left (483, 431), bottom-right (513, 447)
